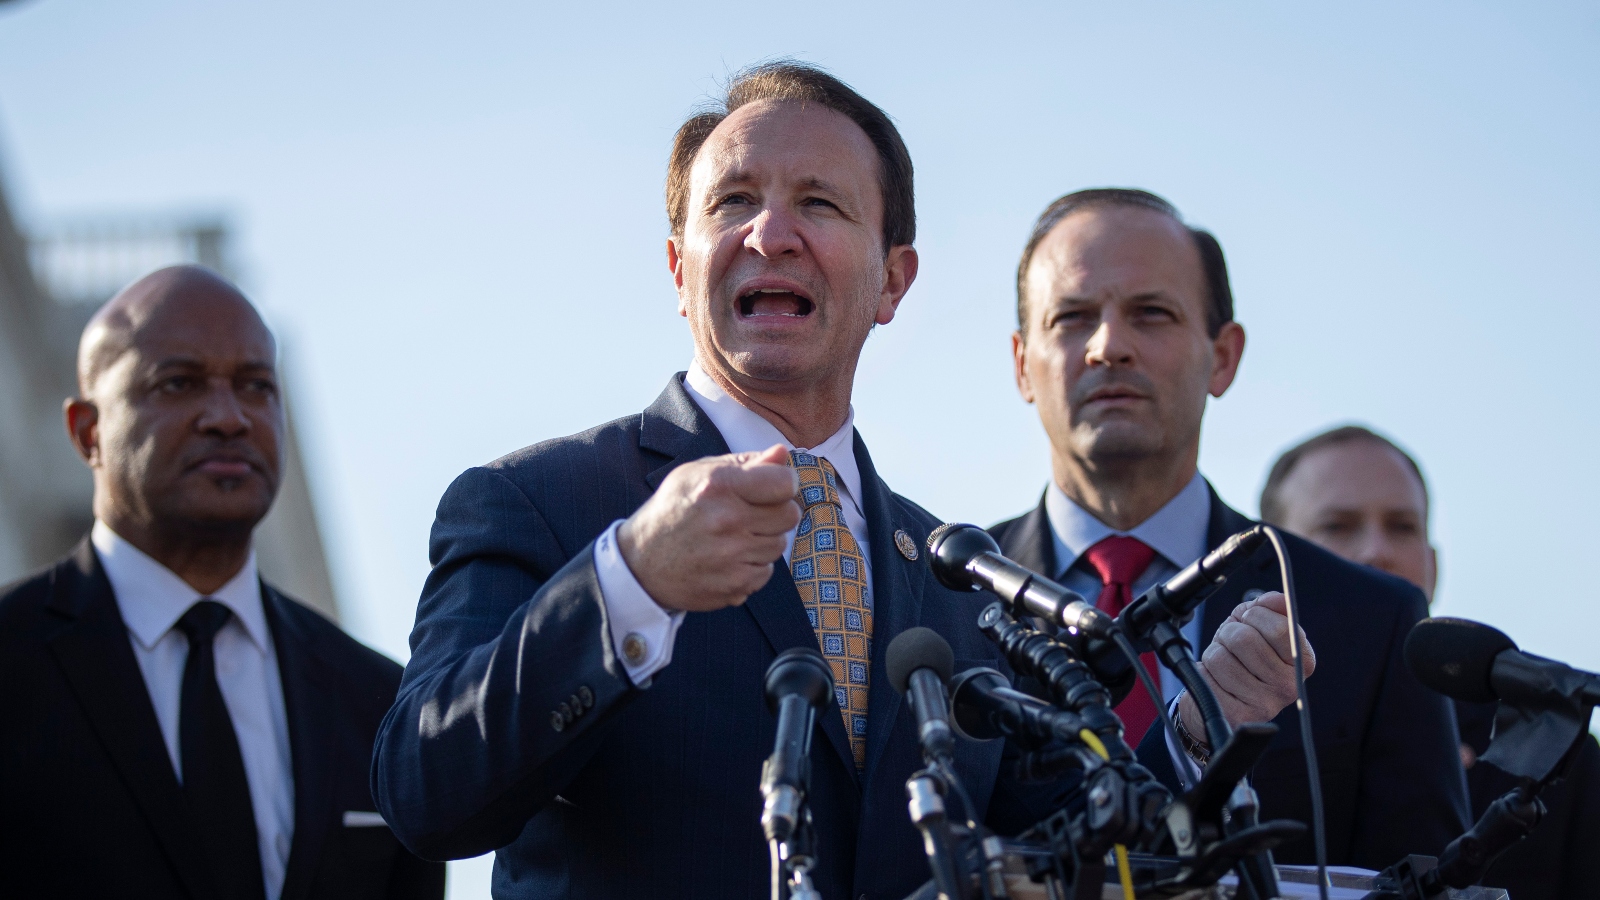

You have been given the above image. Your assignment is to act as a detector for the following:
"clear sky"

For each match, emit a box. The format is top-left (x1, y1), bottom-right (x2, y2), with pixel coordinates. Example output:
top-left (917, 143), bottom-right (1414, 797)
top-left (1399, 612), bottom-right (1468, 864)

top-left (2, 1), bottom-right (1596, 892)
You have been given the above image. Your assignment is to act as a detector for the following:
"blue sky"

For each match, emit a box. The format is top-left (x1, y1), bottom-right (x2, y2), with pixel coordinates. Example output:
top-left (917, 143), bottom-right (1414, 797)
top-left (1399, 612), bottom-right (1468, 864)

top-left (3, 1), bottom-right (1596, 889)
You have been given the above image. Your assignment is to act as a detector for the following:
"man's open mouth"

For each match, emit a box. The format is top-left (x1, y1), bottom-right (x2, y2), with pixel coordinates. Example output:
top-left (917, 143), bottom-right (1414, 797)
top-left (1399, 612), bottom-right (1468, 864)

top-left (738, 288), bottom-right (814, 318)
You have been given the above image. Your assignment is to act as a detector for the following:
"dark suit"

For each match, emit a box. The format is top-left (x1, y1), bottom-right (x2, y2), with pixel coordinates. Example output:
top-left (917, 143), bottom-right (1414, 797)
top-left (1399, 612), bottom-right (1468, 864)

top-left (372, 374), bottom-right (1075, 900)
top-left (0, 540), bottom-right (444, 900)
top-left (1454, 700), bottom-right (1600, 900)
top-left (990, 489), bottom-right (1472, 871)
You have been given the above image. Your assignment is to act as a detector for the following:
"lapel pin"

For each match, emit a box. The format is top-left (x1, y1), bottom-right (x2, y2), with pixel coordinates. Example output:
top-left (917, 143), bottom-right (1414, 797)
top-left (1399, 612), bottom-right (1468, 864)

top-left (894, 529), bottom-right (919, 561)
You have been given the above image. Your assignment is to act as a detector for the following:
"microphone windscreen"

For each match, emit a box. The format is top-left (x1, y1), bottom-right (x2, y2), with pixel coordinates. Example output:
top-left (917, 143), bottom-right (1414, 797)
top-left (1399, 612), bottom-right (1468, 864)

top-left (925, 523), bottom-right (1000, 592)
top-left (1404, 617), bottom-right (1517, 703)
top-left (764, 646), bottom-right (835, 712)
top-left (886, 627), bottom-right (956, 695)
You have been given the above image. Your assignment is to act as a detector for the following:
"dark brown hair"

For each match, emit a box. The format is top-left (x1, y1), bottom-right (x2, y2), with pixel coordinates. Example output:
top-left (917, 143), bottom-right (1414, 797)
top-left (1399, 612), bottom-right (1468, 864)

top-left (1259, 425), bottom-right (1430, 526)
top-left (1014, 188), bottom-right (1233, 337)
top-left (665, 60), bottom-right (915, 251)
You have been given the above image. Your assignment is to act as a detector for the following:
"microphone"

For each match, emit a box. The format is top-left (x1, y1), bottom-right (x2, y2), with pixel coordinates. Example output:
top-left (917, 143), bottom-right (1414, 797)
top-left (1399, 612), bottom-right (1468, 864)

top-left (926, 523), bottom-right (1115, 638)
top-left (1404, 617), bottom-right (1600, 708)
top-left (887, 628), bottom-right (957, 761)
top-left (1118, 525), bottom-right (1267, 638)
top-left (760, 647), bottom-right (834, 844)
top-left (948, 666), bottom-right (1085, 747)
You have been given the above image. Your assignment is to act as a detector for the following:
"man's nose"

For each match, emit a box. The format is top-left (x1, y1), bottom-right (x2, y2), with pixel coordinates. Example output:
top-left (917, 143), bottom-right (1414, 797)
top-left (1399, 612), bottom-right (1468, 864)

top-left (196, 382), bottom-right (251, 437)
top-left (1084, 316), bottom-right (1135, 366)
top-left (1355, 528), bottom-right (1397, 573)
top-left (743, 205), bottom-right (804, 258)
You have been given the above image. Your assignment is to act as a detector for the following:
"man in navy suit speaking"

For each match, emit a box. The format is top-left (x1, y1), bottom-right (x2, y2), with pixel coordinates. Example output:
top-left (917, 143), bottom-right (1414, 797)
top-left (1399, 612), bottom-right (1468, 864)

top-left (373, 63), bottom-right (1299, 899)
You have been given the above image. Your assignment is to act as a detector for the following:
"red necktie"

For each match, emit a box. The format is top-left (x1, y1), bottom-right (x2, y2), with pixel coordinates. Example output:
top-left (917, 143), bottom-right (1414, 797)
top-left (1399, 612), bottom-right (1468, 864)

top-left (1083, 536), bottom-right (1161, 747)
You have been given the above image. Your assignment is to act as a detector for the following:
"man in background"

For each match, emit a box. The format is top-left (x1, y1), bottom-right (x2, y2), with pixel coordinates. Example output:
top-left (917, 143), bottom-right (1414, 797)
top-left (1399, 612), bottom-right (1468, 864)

top-left (991, 188), bottom-right (1470, 869)
top-left (1261, 424), bottom-right (1600, 899)
top-left (0, 265), bottom-right (443, 900)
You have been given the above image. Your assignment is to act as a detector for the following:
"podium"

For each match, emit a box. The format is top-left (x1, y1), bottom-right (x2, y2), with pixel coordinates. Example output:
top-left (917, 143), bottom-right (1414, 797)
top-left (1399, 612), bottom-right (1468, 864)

top-left (911, 862), bottom-right (1514, 899)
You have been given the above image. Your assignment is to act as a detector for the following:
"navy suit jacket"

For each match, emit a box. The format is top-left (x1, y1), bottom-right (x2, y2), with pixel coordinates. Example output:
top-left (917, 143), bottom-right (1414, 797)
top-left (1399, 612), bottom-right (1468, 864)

top-left (373, 375), bottom-right (1077, 900)
top-left (0, 540), bottom-right (444, 900)
top-left (989, 489), bottom-right (1472, 871)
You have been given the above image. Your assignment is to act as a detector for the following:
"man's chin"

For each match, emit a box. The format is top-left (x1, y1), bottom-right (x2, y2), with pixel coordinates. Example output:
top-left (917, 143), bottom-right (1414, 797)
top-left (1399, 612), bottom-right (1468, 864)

top-left (718, 348), bottom-right (832, 387)
top-left (157, 490), bottom-right (275, 537)
top-left (1072, 422), bottom-right (1165, 463)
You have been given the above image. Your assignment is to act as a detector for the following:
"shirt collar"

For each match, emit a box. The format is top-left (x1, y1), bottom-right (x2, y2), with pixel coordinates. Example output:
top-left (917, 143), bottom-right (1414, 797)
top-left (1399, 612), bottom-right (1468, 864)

top-left (91, 520), bottom-right (270, 654)
top-left (684, 359), bottom-right (864, 517)
top-left (1043, 472), bottom-right (1211, 577)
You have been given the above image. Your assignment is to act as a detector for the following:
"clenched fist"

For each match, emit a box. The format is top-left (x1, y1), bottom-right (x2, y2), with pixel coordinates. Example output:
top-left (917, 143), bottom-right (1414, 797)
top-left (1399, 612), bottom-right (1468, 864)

top-left (617, 444), bottom-right (802, 612)
top-left (1177, 592), bottom-right (1317, 747)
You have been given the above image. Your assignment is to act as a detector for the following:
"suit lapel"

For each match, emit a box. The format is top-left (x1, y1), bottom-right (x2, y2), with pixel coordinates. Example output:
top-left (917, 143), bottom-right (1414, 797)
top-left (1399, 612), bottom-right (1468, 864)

top-left (1005, 493), bottom-right (1056, 578)
top-left (267, 588), bottom-right (338, 900)
top-left (637, 374), bottom-right (859, 782)
top-left (855, 431), bottom-right (924, 786)
top-left (45, 540), bottom-right (215, 900)
top-left (1199, 486), bottom-right (1275, 647)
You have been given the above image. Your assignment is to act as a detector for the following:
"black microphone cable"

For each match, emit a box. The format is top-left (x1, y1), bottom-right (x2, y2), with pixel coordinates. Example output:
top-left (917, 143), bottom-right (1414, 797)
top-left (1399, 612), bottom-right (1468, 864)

top-left (1108, 630), bottom-right (1194, 791)
top-left (1263, 524), bottom-right (1327, 900)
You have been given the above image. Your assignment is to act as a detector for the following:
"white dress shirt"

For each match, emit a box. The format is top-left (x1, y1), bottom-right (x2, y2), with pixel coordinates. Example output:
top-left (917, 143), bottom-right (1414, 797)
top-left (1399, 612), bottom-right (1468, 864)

top-left (1042, 473), bottom-right (1212, 782)
top-left (594, 360), bottom-right (873, 686)
top-left (92, 521), bottom-right (295, 900)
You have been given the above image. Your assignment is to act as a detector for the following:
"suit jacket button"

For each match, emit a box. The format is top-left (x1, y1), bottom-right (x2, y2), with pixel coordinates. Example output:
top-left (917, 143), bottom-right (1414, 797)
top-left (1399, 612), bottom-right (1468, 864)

top-left (550, 711), bottom-right (566, 732)
top-left (577, 685), bottom-right (594, 708)
top-left (623, 632), bottom-right (648, 665)
top-left (559, 701), bottom-right (575, 724)
top-left (568, 694), bottom-right (584, 716)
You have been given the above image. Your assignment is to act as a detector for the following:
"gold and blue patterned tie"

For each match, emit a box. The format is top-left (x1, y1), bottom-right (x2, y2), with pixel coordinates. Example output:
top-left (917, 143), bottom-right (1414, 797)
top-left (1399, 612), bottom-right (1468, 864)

top-left (789, 450), bottom-right (873, 771)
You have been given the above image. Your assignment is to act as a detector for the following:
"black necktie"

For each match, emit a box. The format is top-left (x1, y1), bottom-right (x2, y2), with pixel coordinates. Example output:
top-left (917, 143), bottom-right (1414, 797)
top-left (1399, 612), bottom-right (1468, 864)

top-left (177, 600), bottom-right (266, 900)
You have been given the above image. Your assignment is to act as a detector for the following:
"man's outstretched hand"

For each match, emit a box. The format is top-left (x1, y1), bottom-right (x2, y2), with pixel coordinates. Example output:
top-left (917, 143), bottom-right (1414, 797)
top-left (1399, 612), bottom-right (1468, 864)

top-left (617, 444), bottom-right (801, 613)
top-left (1177, 592), bottom-right (1317, 747)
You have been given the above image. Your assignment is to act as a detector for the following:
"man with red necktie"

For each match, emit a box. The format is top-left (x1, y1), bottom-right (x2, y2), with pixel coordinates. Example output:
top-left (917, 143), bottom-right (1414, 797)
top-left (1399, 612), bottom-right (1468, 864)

top-left (989, 188), bottom-right (1471, 871)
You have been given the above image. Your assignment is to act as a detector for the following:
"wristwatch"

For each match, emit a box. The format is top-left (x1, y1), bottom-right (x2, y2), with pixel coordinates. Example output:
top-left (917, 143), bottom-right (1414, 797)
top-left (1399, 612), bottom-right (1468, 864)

top-left (1172, 693), bottom-right (1212, 766)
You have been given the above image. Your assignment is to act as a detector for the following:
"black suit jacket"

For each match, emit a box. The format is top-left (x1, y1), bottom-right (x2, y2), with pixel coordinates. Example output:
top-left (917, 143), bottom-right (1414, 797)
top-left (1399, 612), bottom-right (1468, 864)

top-left (372, 374), bottom-right (1077, 900)
top-left (0, 540), bottom-right (444, 900)
top-left (1454, 700), bottom-right (1600, 900)
top-left (989, 488), bottom-right (1472, 871)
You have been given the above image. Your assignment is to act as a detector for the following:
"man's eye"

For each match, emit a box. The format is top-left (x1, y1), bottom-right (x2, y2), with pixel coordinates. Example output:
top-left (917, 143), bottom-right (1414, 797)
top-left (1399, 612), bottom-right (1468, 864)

top-left (158, 376), bottom-right (194, 393)
top-left (243, 379), bottom-right (278, 395)
top-left (803, 197), bottom-right (838, 210)
top-left (714, 194), bottom-right (752, 210)
top-left (1137, 305), bottom-right (1176, 321)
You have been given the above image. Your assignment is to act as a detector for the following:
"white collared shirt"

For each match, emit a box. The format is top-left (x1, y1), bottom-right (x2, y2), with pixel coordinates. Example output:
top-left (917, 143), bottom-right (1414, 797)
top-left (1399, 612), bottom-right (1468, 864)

top-left (593, 361), bottom-right (873, 685)
top-left (92, 522), bottom-right (295, 900)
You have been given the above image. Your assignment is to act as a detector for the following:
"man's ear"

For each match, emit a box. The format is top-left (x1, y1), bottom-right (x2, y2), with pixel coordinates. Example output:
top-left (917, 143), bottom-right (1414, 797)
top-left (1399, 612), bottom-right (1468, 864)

top-left (873, 245), bottom-right (919, 326)
top-left (1208, 321), bottom-right (1247, 398)
top-left (667, 238), bottom-right (688, 316)
top-left (1011, 331), bottom-right (1035, 404)
top-left (1423, 544), bottom-right (1439, 606)
top-left (64, 397), bottom-right (100, 466)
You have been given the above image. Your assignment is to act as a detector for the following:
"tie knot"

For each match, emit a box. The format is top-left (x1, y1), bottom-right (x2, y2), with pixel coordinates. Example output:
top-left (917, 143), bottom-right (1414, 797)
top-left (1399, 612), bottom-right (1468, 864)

top-left (177, 600), bottom-right (233, 647)
top-left (789, 451), bottom-right (841, 510)
top-left (1083, 536), bottom-right (1157, 588)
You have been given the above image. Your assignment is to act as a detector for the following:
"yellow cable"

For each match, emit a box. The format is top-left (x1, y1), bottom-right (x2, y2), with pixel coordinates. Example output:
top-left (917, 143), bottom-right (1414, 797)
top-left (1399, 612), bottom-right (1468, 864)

top-left (1113, 845), bottom-right (1136, 900)
top-left (1079, 730), bottom-right (1136, 900)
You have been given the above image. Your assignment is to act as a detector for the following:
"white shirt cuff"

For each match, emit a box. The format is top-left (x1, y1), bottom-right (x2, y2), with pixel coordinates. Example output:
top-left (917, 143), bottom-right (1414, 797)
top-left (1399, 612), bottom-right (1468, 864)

top-left (594, 520), bottom-right (685, 687)
top-left (1165, 694), bottom-right (1205, 789)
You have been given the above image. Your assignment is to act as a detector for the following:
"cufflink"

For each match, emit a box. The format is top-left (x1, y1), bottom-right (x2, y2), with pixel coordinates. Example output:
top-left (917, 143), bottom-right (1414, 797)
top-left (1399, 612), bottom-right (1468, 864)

top-left (622, 632), bottom-right (648, 665)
